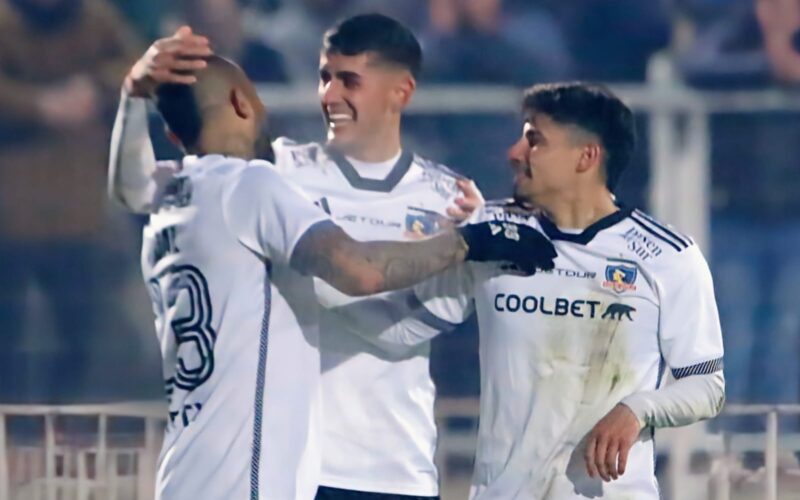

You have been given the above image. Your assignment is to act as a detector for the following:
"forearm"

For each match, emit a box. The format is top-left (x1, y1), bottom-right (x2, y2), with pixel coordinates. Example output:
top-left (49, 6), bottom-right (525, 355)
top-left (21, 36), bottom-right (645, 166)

top-left (107, 89), bottom-right (159, 213)
top-left (293, 223), bottom-right (468, 296)
top-left (347, 229), bottom-right (468, 293)
top-left (621, 371), bottom-right (725, 429)
top-left (323, 289), bottom-right (452, 355)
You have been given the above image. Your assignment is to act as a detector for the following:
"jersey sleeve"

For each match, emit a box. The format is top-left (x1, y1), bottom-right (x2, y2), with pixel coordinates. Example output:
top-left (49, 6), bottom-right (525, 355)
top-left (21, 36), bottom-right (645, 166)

top-left (108, 90), bottom-right (180, 213)
top-left (221, 163), bottom-right (330, 264)
top-left (413, 263), bottom-right (476, 326)
top-left (657, 245), bottom-right (724, 379)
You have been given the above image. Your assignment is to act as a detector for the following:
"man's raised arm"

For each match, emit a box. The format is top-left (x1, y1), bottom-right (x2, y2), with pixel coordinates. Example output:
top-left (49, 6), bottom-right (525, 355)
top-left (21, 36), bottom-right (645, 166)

top-left (107, 26), bottom-right (211, 213)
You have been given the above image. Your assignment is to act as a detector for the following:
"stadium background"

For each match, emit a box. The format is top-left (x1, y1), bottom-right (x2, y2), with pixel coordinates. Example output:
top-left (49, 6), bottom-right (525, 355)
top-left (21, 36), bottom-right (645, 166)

top-left (0, 0), bottom-right (798, 498)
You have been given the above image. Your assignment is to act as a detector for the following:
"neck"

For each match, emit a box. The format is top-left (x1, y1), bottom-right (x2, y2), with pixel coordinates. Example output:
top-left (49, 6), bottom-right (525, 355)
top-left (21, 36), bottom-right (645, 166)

top-left (345, 138), bottom-right (401, 163)
top-left (337, 121), bottom-right (402, 163)
top-left (536, 187), bottom-right (618, 230)
top-left (197, 127), bottom-right (254, 159)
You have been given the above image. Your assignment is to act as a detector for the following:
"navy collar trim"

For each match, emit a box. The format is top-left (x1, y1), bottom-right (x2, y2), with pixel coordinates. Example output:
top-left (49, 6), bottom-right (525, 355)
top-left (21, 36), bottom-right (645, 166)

top-left (326, 148), bottom-right (414, 193)
top-left (537, 207), bottom-right (632, 245)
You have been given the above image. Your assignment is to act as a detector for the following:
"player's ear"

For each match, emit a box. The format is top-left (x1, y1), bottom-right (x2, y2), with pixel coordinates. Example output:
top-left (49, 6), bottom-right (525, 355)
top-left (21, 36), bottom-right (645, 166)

top-left (230, 87), bottom-right (254, 119)
top-left (391, 73), bottom-right (416, 111)
top-left (577, 143), bottom-right (602, 174)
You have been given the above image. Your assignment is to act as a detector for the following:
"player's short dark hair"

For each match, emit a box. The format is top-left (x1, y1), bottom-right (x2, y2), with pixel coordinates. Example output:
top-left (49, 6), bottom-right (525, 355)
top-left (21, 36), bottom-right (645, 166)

top-left (522, 82), bottom-right (636, 191)
top-left (322, 13), bottom-right (422, 78)
top-left (155, 83), bottom-right (203, 150)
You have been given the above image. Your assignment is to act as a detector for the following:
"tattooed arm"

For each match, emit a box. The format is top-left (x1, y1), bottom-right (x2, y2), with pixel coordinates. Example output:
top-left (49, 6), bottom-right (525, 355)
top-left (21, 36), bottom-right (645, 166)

top-left (291, 221), bottom-right (469, 296)
top-left (223, 164), bottom-right (556, 297)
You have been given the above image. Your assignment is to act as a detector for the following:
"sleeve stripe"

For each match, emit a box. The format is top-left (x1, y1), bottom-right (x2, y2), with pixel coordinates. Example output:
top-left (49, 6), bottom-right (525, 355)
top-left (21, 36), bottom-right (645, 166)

top-left (633, 210), bottom-right (692, 248)
top-left (671, 357), bottom-right (724, 379)
top-left (630, 213), bottom-right (685, 252)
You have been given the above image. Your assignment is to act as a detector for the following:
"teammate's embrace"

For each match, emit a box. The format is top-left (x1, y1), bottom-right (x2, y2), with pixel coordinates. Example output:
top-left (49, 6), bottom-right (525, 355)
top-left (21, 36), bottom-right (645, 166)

top-left (108, 56), bottom-right (555, 500)
top-left (112, 16), bottom-right (490, 500)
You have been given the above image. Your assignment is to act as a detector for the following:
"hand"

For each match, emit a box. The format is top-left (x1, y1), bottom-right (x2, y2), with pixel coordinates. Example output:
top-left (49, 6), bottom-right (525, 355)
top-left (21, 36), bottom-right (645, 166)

top-left (446, 178), bottom-right (485, 222)
top-left (584, 403), bottom-right (642, 482)
top-left (37, 75), bottom-right (100, 128)
top-left (125, 25), bottom-right (212, 98)
top-left (458, 220), bottom-right (556, 274)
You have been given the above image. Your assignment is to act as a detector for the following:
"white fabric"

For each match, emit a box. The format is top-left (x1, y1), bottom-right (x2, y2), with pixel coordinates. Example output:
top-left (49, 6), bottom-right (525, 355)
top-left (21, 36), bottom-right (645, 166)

top-left (622, 371), bottom-right (725, 429)
top-left (415, 204), bottom-right (725, 500)
top-left (108, 91), bottom-right (159, 213)
top-left (272, 138), bottom-right (461, 496)
top-left (142, 155), bottom-right (329, 500)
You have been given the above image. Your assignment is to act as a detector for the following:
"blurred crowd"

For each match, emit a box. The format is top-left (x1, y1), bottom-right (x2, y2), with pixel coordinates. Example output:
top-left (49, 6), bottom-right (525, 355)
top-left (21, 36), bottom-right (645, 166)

top-left (0, 0), bottom-right (798, 439)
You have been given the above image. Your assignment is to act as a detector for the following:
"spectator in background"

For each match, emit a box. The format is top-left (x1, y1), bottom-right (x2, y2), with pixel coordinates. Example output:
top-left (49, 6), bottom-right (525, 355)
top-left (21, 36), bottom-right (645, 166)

top-left (255, 0), bottom-right (351, 81)
top-left (554, 0), bottom-right (671, 81)
top-left (422, 0), bottom-right (572, 84)
top-left (678, 0), bottom-right (800, 435)
top-left (113, 0), bottom-right (165, 39)
top-left (179, 0), bottom-right (289, 83)
top-left (0, 0), bottom-right (143, 402)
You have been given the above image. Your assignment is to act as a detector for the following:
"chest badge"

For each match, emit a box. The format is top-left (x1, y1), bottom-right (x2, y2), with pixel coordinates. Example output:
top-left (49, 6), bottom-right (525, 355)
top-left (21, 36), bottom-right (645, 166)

top-left (602, 263), bottom-right (638, 293)
top-left (405, 207), bottom-right (447, 239)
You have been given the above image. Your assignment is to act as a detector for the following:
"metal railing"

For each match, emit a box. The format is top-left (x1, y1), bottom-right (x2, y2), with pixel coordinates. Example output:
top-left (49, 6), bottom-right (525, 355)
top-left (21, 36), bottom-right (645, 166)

top-left (0, 402), bottom-right (164, 500)
top-left (434, 400), bottom-right (800, 500)
top-left (3, 400), bottom-right (800, 499)
top-left (6, 70), bottom-right (800, 499)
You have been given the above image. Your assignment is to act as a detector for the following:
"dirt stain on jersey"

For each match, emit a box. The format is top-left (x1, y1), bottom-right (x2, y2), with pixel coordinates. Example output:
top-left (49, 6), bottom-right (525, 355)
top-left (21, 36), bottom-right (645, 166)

top-left (535, 293), bottom-right (639, 499)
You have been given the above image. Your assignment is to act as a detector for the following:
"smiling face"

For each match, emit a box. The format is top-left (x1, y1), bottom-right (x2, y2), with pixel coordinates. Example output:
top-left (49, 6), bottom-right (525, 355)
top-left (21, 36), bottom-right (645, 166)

top-left (318, 51), bottom-right (413, 158)
top-left (507, 111), bottom-right (596, 208)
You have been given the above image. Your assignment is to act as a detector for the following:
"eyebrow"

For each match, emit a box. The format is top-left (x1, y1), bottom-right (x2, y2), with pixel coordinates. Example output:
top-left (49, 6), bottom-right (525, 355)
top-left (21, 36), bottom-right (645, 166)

top-left (320, 68), bottom-right (362, 80)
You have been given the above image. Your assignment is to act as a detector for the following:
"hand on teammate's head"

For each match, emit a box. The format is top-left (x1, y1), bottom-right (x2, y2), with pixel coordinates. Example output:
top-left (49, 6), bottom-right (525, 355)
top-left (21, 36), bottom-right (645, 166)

top-left (125, 26), bottom-right (213, 98)
top-left (459, 220), bottom-right (556, 275)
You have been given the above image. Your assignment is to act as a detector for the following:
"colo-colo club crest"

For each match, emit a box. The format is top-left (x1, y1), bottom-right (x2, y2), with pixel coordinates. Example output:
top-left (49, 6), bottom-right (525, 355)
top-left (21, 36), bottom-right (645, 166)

top-left (602, 263), bottom-right (638, 293)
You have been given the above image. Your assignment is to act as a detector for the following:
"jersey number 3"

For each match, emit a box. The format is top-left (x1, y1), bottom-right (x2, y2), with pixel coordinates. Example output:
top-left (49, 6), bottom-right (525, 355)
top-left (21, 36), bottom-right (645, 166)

top-left (160, 265), bottom-right (217, 394)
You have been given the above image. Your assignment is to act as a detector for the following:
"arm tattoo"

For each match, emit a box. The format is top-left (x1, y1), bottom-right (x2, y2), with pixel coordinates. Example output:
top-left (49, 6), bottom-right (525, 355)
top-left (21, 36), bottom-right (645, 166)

top-left (292, 221), bottom-right (467, 296)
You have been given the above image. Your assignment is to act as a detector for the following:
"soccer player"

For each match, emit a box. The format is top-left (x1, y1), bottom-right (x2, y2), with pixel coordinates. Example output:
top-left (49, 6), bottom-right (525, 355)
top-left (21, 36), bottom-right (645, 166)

top-left (112, 56), bottom-right (556, 500)
top-left (112, 17), bottom-right (485, 500)
top-left (330, 82), bottom-right (726, 499)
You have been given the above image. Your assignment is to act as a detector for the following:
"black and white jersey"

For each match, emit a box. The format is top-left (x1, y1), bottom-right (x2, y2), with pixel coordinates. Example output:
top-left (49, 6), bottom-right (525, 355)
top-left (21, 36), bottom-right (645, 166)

top-left (415, 202), bottom-right (724, 499)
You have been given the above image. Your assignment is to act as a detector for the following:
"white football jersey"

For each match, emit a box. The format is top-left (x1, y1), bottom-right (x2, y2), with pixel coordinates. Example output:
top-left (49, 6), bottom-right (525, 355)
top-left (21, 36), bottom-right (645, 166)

top-left (415, 202), bottom-right (724, 500)
top-left (272, 138), bottom-right (461, 495)
top-left (141, 155), bottom-right (329, 500)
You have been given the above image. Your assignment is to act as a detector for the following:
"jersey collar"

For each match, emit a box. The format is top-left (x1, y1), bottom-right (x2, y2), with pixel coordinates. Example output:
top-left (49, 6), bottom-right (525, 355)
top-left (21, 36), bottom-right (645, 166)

top-left (326, 147), bottom-right (414, 193)
top-left (536, 206), bottom-right (633, 245)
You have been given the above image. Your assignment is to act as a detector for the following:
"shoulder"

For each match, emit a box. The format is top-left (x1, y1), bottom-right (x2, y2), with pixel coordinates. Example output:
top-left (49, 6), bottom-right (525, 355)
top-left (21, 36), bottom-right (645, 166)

top-left (617, 209), bottom-right (710, 279)
top-left (628, 209), bottom-right (694, 254)
top-left (271, 137), bottom-right (325, 171)
top-left (411, 154), bottom-right (466, 198)
top-left (219, 159), bottom-right (288, 213)
top-left (413, 154), bottom-right (465, 181)
top-left (619, 209), bottom-right (696, 262)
